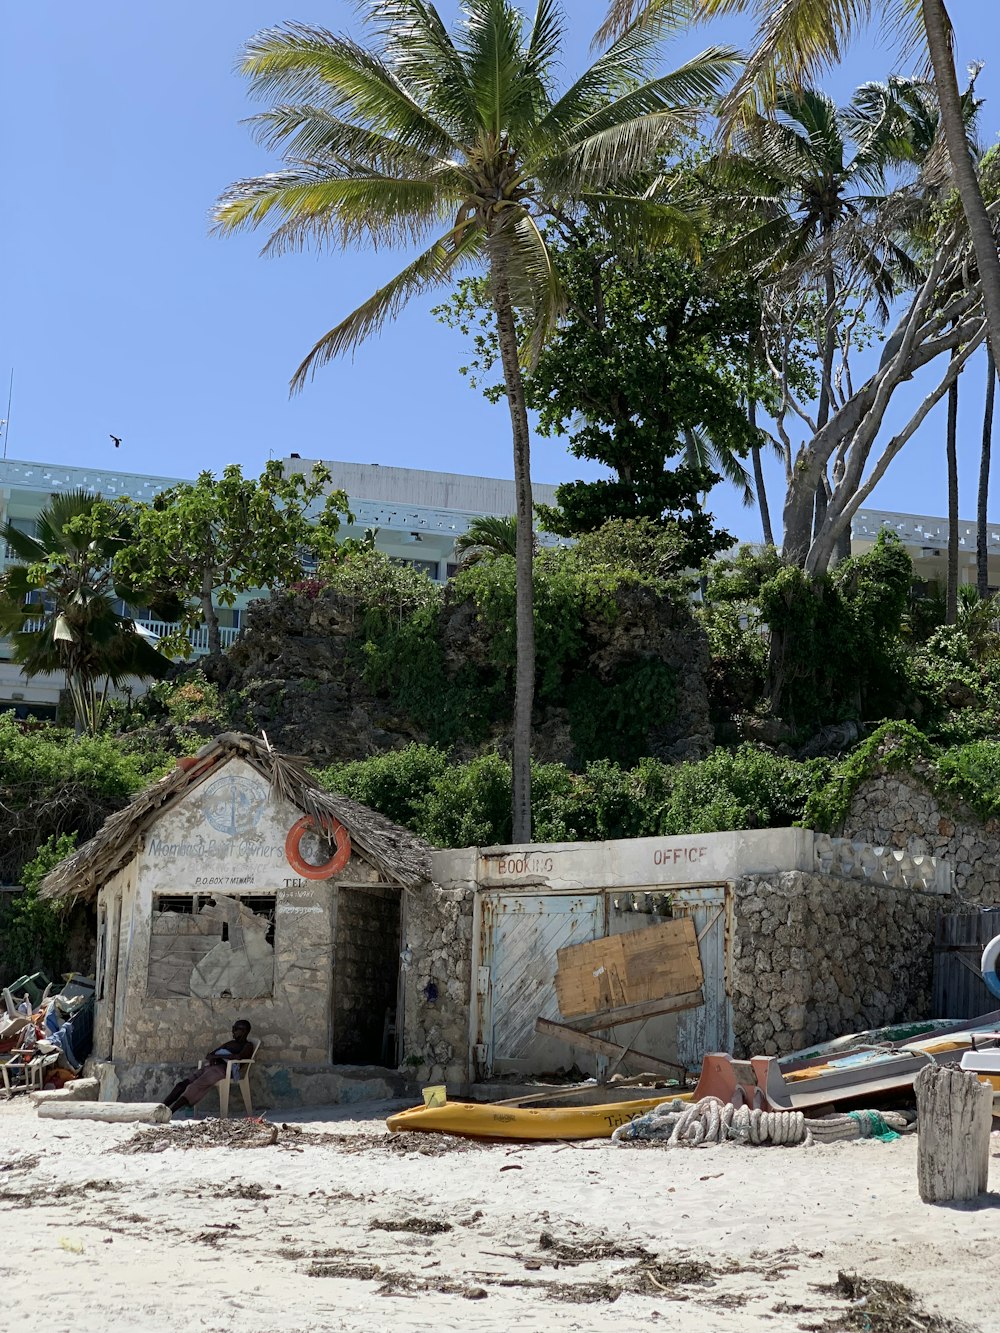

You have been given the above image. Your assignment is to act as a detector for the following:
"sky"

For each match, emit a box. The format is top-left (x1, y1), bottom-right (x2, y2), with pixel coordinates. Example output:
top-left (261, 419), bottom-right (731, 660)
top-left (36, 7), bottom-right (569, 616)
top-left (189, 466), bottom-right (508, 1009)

top-left (3, 1), bottom-right (1000, 543)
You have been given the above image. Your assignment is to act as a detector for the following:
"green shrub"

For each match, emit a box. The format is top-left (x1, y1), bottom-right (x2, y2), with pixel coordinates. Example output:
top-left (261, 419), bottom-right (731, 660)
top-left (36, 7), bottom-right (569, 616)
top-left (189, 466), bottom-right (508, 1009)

top-left (320, 744), bottom-right (818, 848)
top-left (419, 752), bottom-right (517, 847)
top-left (0, 714), bottom-right (165, 801)
top-left (0, 715), bottom-right (170, 884)
top-left (0, 833), bottom-right (77, 981)
top-left (936, 742), bottom-right (1000, 821)
top-left (704, 534), bottom-right (913, 733)
top-left (566, 658), bottom-right (676, 766)
top-left (319, 745), bottom-right (450, 830)
top-left (804, 721), bottom-right (939, 831)
top-left (147, 673), bottom-right (225, 727)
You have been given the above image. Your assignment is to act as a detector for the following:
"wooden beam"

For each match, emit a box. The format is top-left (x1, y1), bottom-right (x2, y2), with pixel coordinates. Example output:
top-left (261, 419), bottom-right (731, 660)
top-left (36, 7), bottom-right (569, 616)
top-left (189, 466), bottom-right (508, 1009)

top-left (535, 1017), bottom-right (686, 1077)
top-left (565, 989), bottom-right (704, 1033)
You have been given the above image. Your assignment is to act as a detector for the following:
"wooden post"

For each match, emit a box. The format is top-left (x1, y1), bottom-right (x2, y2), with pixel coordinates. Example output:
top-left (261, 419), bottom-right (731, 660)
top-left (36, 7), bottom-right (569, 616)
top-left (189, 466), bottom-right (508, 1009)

top-left (915, 1065), bottom-right (993, 1203)
top-left (37, 1101), bottom-right (171, 1124)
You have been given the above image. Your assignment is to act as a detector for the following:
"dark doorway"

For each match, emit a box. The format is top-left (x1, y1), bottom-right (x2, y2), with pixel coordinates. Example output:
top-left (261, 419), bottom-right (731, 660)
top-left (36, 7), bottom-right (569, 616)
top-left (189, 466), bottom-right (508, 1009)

top-left (331, 883), bottom-right (402, 1065)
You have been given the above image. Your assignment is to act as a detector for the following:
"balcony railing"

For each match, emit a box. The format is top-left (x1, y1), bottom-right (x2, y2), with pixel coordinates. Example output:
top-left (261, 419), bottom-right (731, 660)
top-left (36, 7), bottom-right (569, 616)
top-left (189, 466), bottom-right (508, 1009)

top-left (17, 618), bottom-right (240, 655)
top-left (137, 620), bottom-right (240, 653)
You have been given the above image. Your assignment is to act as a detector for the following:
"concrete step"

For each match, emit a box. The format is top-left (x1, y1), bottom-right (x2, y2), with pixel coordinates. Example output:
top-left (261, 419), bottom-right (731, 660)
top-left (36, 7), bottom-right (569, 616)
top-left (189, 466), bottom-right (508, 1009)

top-left (31, 1077), bottom-right (100, 1104)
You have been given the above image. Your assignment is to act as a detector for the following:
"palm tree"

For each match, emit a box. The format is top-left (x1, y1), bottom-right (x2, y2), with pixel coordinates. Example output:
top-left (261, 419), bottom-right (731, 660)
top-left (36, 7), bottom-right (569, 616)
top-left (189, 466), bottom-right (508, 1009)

top-left (849, 73), bottom-right (982, 609)
top-left (0, 491), bottom-right (170, 733)
top-left (681, 423), bottom-right (779, 516)
top-left (600, 0), bottom-right (1000, 411)
top-left (708, 86), bottom-right (913, 557)
top-left (454, 514), bottom-right (521, 563)
top-left (214, 0), bottom-right (736, 841)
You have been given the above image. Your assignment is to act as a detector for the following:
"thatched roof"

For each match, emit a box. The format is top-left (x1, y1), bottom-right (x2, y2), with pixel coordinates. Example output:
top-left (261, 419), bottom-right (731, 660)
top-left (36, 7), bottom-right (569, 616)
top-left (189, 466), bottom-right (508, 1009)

top-left (39, 732), bottom-right (432, 902)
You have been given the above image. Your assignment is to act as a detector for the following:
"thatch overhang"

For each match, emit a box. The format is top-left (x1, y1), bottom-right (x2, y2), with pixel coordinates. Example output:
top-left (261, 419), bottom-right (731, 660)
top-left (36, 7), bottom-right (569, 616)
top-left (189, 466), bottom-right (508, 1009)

top-left (39, 732), bottom-right (433, 902)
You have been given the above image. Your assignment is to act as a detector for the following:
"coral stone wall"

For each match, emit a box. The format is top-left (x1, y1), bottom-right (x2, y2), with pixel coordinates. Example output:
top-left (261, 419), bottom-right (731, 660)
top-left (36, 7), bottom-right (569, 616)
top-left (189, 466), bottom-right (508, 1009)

top-left (400, 883), bottom-right (475, 1088)
top-left (843, 772), bottom-right (1000, 906)
top-left (730, 871), bottom-right (939, 1057)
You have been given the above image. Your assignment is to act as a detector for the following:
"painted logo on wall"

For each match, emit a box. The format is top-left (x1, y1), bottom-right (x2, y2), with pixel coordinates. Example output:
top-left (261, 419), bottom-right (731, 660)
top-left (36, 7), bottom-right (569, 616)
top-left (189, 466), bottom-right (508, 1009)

top-left (202, 775), bottom-right (269, 836)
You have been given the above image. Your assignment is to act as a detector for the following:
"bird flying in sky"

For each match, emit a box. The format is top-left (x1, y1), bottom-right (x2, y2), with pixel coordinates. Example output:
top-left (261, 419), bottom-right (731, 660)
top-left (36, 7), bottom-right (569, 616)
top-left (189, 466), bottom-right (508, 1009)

top-left (110, 434), bottom-right (121, 448)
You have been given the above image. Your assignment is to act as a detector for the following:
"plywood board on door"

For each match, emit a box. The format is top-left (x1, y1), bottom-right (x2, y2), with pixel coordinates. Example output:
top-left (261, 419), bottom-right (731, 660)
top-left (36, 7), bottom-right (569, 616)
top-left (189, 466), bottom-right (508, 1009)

top-left (554, 917), bottom-right (703, 1019)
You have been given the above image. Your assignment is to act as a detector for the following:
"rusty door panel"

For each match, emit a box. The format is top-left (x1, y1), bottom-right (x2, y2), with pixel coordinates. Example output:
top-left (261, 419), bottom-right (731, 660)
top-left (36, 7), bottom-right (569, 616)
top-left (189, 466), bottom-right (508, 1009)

top-left (673, 887), bottom-right (732, 1068)
top-left (477, 893), bottom-right (604, 1076)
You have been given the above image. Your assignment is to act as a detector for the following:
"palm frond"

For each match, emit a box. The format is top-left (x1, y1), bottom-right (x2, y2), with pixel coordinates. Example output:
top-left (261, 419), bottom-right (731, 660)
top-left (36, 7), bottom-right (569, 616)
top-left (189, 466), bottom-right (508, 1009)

top-left (459, 0), bottom-right (543, 140)
top-left (290, 221), bottom-right (485, 389)
top-left (247, 105), bottom-right (450, 175)
top-left (214, 167), bottom-right (459, 253)
top-left (526, 0), bottom-right (565, 81)
top-left (684, 426), bottom-right (754, 504)
top-left (502, 209), bottom-right (566, 366)
top-left (1, 524), bottom-right (46, 564)
top-left (363, 1), bottom-right (481, 139)
top-left (595, 0), bottom-right (696, 48)
top-left (580, 192), bottom-right (705, 258)
top-left (532, 20), bottom-right (670, 148)
top-left (454, 513), bottom-right (519, 559)
top-left (240, 23), bottom-right (455, 157)
top-left (697, 0), bottom-right (923, 138)
top-left (539, 48), bottom-right (740, 187)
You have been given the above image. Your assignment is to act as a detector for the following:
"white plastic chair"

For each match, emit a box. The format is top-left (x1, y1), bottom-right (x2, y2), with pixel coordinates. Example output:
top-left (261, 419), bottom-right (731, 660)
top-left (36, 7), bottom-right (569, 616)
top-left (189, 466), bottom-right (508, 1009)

top-left (199, 1039), bottom-right (261, 1119)
top-left (0, 1049), bottom-right (48, 1096)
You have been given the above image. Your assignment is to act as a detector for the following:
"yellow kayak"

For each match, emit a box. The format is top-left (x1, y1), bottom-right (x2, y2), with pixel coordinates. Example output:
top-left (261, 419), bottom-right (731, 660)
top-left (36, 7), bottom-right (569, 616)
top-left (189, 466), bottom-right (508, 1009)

top-left (386, 1095), bottom-right (686, 1142)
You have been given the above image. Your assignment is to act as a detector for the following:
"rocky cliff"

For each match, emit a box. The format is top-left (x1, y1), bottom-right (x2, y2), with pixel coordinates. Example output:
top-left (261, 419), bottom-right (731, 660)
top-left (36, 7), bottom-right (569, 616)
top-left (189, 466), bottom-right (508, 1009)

top-left (205, 579), bottom-right (713, 768)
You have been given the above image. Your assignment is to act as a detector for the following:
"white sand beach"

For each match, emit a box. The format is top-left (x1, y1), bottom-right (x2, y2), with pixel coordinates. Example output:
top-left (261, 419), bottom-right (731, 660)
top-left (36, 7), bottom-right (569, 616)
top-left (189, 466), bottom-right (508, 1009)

top-left (1, 1097), bottom-right (998, 1333)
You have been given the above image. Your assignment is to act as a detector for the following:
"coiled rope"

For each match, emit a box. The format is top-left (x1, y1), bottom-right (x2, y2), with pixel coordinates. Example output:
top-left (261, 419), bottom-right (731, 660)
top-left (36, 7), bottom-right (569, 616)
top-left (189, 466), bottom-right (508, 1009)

top-left (611, 1096), bottom-right (913, 1147)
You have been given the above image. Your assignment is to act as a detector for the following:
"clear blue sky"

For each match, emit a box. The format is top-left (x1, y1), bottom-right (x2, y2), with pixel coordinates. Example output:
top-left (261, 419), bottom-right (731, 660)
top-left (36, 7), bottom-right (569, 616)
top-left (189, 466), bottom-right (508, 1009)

top-left (3, 2), bottom-right (1000, 541)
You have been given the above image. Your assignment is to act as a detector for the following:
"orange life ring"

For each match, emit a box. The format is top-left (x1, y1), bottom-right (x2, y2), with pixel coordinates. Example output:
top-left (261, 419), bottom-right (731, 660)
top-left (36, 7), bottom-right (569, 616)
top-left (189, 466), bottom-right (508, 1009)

top-left (285, 816), bottom-right (352, 880)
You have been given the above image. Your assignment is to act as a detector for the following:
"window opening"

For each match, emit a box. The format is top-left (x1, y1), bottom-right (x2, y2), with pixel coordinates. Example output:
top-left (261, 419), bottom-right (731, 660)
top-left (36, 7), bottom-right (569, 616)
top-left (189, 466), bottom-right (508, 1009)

top-left (153, 892), bottom-right (276, 945)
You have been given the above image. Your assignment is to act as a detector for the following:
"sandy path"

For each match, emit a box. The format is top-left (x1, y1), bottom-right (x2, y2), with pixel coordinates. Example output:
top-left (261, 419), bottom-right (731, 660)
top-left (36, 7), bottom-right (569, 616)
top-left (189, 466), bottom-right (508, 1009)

top-left (1, 1098), bottom-right (999, 1333)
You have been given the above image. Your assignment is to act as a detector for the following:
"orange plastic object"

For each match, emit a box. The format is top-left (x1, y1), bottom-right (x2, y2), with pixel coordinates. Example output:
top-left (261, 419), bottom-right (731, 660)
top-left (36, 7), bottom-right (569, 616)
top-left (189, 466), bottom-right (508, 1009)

top-left (285, 815), bottom-right (351, 880)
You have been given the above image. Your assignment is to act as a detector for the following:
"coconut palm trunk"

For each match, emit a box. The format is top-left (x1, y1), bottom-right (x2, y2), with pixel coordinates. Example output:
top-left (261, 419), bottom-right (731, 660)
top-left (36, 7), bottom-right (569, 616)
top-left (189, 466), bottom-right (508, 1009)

top-left (946, 357), bottom-right (960, 624)
top-left (922, 1), bottom-right (1000, 365)
top-left (491, 241), bottom-right (535, 842)
top-left (977, 347), bottom-right (997, 598)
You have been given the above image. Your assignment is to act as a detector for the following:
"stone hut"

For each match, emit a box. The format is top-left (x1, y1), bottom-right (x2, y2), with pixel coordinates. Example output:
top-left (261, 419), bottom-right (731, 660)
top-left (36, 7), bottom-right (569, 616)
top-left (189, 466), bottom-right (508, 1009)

top-left (417, 830), bottom-right (953, 1088)
top-left (39, 733), bottom-right (442, 1107)
top-left (38, 736), bottom-right (963, 1102)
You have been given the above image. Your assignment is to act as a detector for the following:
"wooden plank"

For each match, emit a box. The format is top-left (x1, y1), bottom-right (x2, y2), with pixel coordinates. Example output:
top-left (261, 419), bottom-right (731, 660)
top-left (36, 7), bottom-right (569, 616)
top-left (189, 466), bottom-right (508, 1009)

top-left (554, 918), bottom-right (703, 1019)
top-left (534, 1017), bottom-right (686, 1077)
top-left (934, 909), bottom-right (1000, 1020)
top-left (565, 990), bottom-right (705, 1033)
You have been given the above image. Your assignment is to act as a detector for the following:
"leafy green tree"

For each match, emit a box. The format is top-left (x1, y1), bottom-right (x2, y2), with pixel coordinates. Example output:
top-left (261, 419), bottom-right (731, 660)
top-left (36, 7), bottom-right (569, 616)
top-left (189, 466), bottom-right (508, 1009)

top-left (213, 0), bottom-right (737, 841)
top-left (0, 491), bottom-right (170, 734)
top-left (118, 461), bottom-right (349, 657)
top-left (439, 228), bottom-right (764, 555)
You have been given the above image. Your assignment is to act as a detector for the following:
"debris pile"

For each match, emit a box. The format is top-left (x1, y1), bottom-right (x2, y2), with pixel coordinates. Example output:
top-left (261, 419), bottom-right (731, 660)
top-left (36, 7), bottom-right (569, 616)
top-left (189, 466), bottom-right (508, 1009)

top-left (0, 972), bottom-right (94, 1094)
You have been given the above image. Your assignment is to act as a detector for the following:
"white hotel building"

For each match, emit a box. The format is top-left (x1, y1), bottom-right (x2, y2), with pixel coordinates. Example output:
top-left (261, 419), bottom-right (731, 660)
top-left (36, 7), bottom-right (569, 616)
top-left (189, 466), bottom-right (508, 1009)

top-left (2, 454), bottom-right (998, 717)
top-left (0, 456), bottom-right (560, 716)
